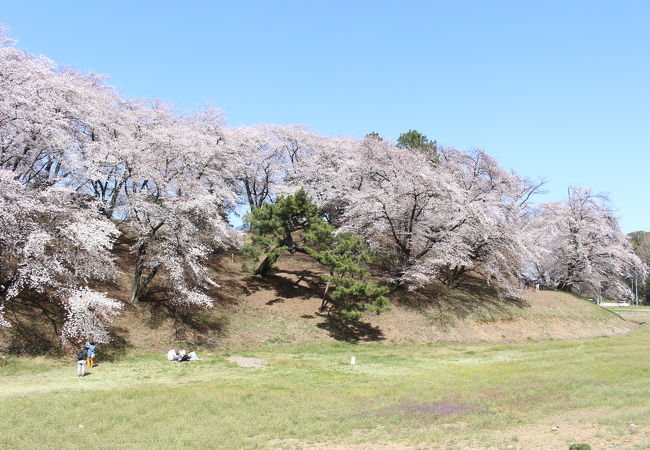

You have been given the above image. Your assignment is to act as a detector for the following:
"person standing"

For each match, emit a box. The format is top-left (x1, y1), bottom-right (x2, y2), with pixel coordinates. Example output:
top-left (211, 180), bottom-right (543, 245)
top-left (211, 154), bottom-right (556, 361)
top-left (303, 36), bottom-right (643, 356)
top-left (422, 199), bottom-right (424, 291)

top-left (76, 346), bottom-right (88, 377)
top-left (85, 342), bottom-right (96, 369)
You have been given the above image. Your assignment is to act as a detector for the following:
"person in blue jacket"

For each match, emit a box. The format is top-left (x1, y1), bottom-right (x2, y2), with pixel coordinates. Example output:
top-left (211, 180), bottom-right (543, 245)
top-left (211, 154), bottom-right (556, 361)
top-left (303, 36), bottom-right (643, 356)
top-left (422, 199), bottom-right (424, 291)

top-left (85, 342), bottom-right (96, 369)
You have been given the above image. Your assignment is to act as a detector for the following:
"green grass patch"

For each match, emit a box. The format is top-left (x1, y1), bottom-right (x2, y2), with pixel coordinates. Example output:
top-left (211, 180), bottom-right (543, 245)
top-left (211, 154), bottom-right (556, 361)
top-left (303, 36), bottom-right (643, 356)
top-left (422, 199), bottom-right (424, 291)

top-left (607, 306), bottom-right (650, 312)
top-left (2, 327), bottom-right (650, 448)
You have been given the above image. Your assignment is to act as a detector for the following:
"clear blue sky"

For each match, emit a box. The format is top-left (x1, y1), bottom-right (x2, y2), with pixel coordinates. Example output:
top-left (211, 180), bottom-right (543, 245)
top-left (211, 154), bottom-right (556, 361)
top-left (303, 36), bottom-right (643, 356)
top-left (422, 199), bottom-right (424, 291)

top-left (3, 1), bottom-right (649, 232)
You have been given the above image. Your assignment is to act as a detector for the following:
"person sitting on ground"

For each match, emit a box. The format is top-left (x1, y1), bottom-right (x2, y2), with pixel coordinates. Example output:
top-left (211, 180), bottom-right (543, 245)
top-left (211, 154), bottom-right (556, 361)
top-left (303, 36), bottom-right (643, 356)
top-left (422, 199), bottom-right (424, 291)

top-left (76, 346), bottom-right (88, 377)
top-left (166, 349), bottom-right (178, 362)
top-left (188, 349), bottom-right (202, 361)
top-left (177, 349), bottom-right (191, 362)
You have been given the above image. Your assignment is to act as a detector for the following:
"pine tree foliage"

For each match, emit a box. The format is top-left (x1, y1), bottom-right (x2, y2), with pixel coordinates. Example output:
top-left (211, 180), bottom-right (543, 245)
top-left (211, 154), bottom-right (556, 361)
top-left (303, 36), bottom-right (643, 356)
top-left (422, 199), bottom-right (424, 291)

top-left (244, 190), bottom-right (390, 319)
top-left (242, 188), bottom-right (321, 275)
top-left (306, 232), bottom-right (390, 320)
top-left (396, 129), bottom-right (438, 163)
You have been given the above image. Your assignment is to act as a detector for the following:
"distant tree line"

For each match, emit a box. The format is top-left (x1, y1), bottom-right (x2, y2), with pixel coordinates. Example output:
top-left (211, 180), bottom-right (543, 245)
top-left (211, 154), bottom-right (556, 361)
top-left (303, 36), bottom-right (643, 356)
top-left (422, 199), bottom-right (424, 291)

top-left (628, 231), bottom-right (650, 303)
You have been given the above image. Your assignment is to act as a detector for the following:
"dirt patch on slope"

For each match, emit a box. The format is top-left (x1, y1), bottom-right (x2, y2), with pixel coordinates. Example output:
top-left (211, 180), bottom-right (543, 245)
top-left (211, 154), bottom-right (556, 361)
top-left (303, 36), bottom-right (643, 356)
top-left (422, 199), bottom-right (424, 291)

top-left (17, 250), bottom-right (635, 354)
top-left (211, 252), bottom-right (637, 346)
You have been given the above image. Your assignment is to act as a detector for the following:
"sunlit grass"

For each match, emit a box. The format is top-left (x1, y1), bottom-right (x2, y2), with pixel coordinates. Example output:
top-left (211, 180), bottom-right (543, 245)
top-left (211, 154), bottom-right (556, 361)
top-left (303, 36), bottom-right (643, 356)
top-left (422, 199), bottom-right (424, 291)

top-left (607, 306), bottom-right (650, 312)
top-left (2, 326), bottom-right (650, 448)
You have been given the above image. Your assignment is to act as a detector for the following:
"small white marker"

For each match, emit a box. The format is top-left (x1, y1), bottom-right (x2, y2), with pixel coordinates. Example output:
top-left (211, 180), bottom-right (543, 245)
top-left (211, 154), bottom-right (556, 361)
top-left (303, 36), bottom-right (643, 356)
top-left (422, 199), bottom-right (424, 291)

top-left (350, 356), bottom-right (356, 365)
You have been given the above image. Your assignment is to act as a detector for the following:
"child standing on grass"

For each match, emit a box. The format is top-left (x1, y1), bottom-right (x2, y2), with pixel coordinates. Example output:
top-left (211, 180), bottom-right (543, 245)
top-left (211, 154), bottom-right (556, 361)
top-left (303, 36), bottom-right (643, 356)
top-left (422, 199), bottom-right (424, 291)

top-left (76, 346), bottom-right (88, 377)
top-left (85, 342), bottom-right (96, 368)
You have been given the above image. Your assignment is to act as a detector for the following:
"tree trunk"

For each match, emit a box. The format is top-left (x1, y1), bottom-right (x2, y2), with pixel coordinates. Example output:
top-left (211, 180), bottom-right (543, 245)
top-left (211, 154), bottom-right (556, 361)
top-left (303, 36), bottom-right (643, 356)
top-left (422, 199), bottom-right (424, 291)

top-left (130, 242), bottom-right (160, 303)
top-left (130, 243), bottom-right (147, 303)
top-left (255, 243), bottom-right (288, 276)
top-left (444, 265), bottom-right (466, 288)
top-left (320, 280), bottom-right (331, 311)
top-left (255, 231), bottom-right (296, 276)
top-left (255, 251), bottom-right (278, 276)
top-left (105, 175), bottom-right (128, 219)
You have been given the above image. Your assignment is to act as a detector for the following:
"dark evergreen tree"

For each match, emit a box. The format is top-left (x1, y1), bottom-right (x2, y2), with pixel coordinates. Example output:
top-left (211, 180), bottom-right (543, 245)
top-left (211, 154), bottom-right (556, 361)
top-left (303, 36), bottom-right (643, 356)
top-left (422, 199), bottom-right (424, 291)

top-left (397, 129), bottom-right (438, 163)
top-left (243, 189), bottom-right (390, 319)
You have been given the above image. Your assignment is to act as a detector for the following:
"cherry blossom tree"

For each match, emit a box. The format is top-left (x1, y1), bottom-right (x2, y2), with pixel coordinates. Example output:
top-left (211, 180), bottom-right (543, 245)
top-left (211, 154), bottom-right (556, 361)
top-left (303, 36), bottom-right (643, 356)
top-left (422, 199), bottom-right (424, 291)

top-left (225, 124), bottom-right (329, 212)
top-left (0, 171), bottom-right (122, 342)
top-left (225, 125), bottom-right (286, 210)
top-left (288, 134), bottom-right (368, 226)
top-left (339, 137), bottom-right (459, 285)
top-left (433, 148), bottom-right (542, 293)
top-left (110, 102), bottom-right (241, 304)
top-left (531, 188), bottom-right (646, 299)
top-left (0, 29), bottom-right (243, 330)
top-left (0, 35), bottom-right (119, 189)
top-left (0, 29), bottom-right (124, 342)
top-left (295, 136), bottom-right (541, 295)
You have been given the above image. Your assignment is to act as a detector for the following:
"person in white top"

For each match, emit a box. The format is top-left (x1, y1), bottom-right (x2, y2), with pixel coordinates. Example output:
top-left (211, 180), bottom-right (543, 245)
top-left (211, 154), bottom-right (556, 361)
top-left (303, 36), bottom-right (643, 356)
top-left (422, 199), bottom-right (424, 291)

top-left (166, 349), bottom-right (178, 361)
top-left (188, 350), bottom-right (201, 361)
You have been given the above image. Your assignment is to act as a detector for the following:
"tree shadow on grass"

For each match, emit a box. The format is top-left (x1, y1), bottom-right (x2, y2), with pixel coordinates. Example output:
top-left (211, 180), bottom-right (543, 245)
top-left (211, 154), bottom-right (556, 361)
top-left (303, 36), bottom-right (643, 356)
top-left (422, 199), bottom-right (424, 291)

top-left (244, 266), bottom-right (387, 343)
top-left (244, 269), bottom-right (324, 302)
top-left (315, 313), bottom-right (385, 343)
top-left (0, 295), bottom-right (65, 355)
top-left (394, 275), bottom-right (530, 330)
top-left (101, 324), bottom-right (131, 361)
top-left (139, 289), bottom-right (229, 347)
top-left (0, 294), bottom-right (133, 359)
top-left (203, 256), bottom-right (253, 307)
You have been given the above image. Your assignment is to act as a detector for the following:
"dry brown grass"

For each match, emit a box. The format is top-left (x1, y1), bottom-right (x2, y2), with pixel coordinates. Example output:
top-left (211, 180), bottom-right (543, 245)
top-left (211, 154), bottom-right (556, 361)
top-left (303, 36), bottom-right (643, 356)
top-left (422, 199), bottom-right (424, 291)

top-left (1, 248), bottom-right (638, 355)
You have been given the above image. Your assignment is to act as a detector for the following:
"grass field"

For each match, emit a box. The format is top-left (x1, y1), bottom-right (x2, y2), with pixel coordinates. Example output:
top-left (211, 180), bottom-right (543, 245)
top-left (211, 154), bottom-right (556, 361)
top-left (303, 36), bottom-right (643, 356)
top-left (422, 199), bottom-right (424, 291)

top-left (607, 306), bottom-right (650, 312)
top-left (2, 325), bottom-right (650, 449)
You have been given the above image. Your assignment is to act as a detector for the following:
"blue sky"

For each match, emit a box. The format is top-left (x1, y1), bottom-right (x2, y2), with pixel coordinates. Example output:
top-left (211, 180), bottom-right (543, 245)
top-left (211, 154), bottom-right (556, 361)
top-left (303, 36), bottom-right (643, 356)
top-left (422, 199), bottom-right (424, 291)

top-left (3, 1), bottom-right (649, 232)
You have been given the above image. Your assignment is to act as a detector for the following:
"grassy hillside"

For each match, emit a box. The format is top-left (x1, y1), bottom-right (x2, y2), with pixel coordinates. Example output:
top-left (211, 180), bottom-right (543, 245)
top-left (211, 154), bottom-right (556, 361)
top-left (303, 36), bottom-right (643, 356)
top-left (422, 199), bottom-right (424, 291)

top-left (0, 250), bottom-right (638, 355)
top-left (102, 252), bottom-right (639, 353)
top-left (1, 249), bottom-right (647, 448)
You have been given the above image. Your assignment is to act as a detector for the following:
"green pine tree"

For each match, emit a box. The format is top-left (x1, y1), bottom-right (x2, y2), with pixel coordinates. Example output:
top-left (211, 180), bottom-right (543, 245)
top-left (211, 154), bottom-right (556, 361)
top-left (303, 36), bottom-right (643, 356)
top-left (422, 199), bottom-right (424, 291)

top-left (397, 129), bottom-right (438, 163)
top-left (306, 231), bottom-right (390, 320)
top-left (242, 188), bottom-right (324, 276)
top-left (243, 189), bottom-right (390, 320)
